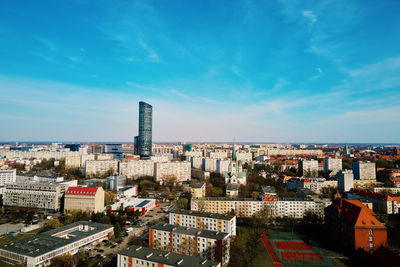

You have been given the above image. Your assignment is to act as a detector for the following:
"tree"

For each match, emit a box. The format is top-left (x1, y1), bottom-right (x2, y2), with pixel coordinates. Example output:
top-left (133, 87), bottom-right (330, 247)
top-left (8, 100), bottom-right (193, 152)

top-left (228, 236), bottom-right (247, 267)
top-left (114, 222), bottom-right (122, 239)
top-left (177, 198), bottom-right (189, 210)
top-left (104, 191), bottom-right (116, 206)
top-left (128, 235), bottom-right (144, 246)
top-left (46, 218), bottom-right (62, 229)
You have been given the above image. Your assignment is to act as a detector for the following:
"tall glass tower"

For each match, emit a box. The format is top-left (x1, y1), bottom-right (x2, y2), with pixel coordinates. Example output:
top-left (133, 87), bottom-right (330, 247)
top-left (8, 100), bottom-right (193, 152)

top-left (135, 101), bottom-right (152, 158)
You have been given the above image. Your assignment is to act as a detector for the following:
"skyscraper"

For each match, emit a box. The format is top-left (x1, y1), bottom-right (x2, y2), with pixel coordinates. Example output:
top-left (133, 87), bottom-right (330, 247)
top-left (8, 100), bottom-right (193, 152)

top-left (134, 101), bottom-right (152, 158)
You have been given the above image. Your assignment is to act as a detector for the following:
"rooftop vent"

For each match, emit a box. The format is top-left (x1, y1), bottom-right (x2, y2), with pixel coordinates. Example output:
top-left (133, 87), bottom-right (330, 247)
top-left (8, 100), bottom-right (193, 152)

top-left (146, 253), bottom-right (153, 258)
top-left (164, 252), bottom-right (171, 257)
top-left (177, 259), bottom-right (184, 265)
top-left (135, 247), bottom-right (142, 251)
top-left (200, 259), bottom-right (207, 265)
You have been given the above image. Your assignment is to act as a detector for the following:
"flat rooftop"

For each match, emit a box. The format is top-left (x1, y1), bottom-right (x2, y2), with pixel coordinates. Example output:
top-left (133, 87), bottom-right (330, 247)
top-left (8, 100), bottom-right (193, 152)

top-left (151, 223), bottom-right (228, 240)
top-left (0, 221), bottom-right (113, 258)
top-left (120, 245), bottom-right (220, 267)
top-left (171, 209), bottom-right (235, 220)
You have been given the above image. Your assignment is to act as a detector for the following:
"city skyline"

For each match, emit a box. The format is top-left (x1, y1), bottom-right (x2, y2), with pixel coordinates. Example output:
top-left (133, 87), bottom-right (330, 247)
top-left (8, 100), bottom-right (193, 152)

top-left (1, 0), bottom-right (400, 143)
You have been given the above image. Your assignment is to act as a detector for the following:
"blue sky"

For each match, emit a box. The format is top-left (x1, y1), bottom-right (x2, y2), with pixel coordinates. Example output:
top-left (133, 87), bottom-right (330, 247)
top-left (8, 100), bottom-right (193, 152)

top-left (1, 0), bottom-right (400, 143)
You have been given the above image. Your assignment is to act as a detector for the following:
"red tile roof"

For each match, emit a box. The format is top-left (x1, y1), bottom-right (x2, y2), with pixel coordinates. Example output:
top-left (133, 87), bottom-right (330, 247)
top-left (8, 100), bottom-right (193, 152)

top-left (66, 186), bottom-right (98, 195)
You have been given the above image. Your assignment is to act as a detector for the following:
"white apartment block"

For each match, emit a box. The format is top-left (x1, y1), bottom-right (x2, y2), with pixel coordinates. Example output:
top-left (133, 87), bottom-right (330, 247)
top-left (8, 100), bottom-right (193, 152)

top-left (0, 169), bottom-right (16, 186)
top-left (299, 159), bottom-right (319, 176)
top-left (3, 182), bottom-right (62, 211)
top-left (338, 170), bottom-right (354, 193)
top-left (0, 221), bottom-right (113, 267)
top-left (236, 152), bottom-right (252, 162)
top-left (149, 223), bottom-right (230, 267)
top-left (0, 150), bottom-right (81, 160)
top-left (150, 155), bottom-right (170, 163)
top-left (287, 178), bottom-right (338, 194)
top-left (191, 197), bottom-right (331, 219)
top-left (85, 160), bottom-right (119, 177)
top-left (260, 149), bottom-right (323, 156)
top-left (190, 157), bottom-right (203, 169)
top-left (208, 151), bottom-right (227, 159)
top-left (119, 160), bottom-right (155, 179)
top-left (185, 151), bottom-right (203, 157)
top-left (154, 162), bottom-right (191, 183)
top-left (352, 161), bottom-right (376, 180)
top-left (323, 158), bottom-right (342, 176)
top-left (202, 158), bottom-right (217, 172)
top-left (169, 210), bottom-right (236, 236)
top-left (118, 245), bottom-right (221, 267)
top-left (65, 154), bottom-right (95, 168)
top-left (216, 160), bottom-right (230, 174)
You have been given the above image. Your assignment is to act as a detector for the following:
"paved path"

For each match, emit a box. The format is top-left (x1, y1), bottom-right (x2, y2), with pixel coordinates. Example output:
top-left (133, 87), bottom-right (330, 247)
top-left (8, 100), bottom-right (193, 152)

top-left (259, 230), bottom-right (284, 267)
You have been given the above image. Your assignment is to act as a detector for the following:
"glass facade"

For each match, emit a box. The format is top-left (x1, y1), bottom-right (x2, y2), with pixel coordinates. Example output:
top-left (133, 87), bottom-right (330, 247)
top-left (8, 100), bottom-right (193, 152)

top-left (137, 101), bottom-right (152, 158)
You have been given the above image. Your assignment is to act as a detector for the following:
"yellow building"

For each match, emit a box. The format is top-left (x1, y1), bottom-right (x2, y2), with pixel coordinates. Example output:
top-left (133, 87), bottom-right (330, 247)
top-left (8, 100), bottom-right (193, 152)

top-left (64, 186), bottom-right (105, 213)
top-left (191, 182), bottom-right (206, 198)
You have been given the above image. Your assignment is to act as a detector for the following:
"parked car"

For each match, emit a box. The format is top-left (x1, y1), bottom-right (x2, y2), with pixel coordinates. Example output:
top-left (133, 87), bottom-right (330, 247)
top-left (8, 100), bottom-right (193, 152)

top-left (97, 249), bottom-right (104, 253)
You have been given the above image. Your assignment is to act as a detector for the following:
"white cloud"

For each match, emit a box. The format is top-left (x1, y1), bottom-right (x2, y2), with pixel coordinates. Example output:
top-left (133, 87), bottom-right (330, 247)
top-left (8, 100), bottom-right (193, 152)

top-left (301, 10), bottom-right (317, 25)
top-left (68, 56), bottom-right (79, 62)
top-left (318, 67), bottom-right (323, 73)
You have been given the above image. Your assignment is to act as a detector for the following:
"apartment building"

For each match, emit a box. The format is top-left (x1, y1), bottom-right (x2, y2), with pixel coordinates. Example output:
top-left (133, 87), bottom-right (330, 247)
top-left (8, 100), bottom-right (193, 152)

top-left (353, 161), bottom-right (376, 180)
top-left (191, 182), bottom-right (206, 198)
top-left (0, 169), bottom-right (16, 186)
top-left (216, 159), bottom-right (230, 174)
top-left (85, 160), bottom-right (119, 177)
top-left (286, 178), bottom-right (337, 194)
top-left (118, 245), bottom-right (221, 267)
top-left (190, 157), bottom-right (203, 169)
top-left (323, 158), bottom-right (342, 176)
top-left (0, 221), bottom-right (113, 267)
top-left (325, 196), bottom-right (387, 251)
top-left (191, 197), bottom-right (331, 218)
top-left (202, 158), bottom-right (217, 172)
top-left (338, 170), bottom-right (354, 193)
top-left (154, 162), bottom-right (191, 183)
top-left (299, 159), bottom-right (319, 176)
top-left (149, 223), bottom-right (230, 266)
top-left (65, 154), bottom-right (95, 168)
top-left (119, 160), bottom-right (154, 179)
top-left (3, 182), bottom-right (62, 211)
top-left (64, 186), bottom-right (105, 213)
top-left (236, 152), bottom-right (252, 162)
top-left (169, 210), bottom-right (236, 236)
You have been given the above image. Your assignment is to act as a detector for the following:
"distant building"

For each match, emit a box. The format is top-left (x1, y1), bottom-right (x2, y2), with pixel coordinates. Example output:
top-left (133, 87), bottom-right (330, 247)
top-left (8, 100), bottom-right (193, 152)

top-left (202, 158), bottom-right (217, 172)
top-left (325, 196), bottom-right (387, 251)
top-left (337, 170), bottom-right (354, 193)
top-left (353, 161), bottom-right (376, 180)
top-left (135, 101), bottom-right (153, 158)
top-left (109, 197), bottom-right (156, 215)
top-left (323, 158), bottom-right (342, 176)
top-left (0, 221), bottom-right (113, 267)
top-left (64, 187), bottom-right (105, 213)
top-left (216, 159), bottom-right (230, 174)
top-left (0, 169), bottom-right (16, 186)
top-left (85, 160), bottom-right (119, 177)
top-left (119, 160), bottom-right (154, 179)
top-left (169, 209), bottom-right (236, 236)
top-left (154, 162), bottom-right (191, 183)
top-left (64, 143), bottom-right (81, 152)
top-left (104, 144), bottom-right (123, 158)
top-left (118, 245), bottom-right (221, 267)
top-left (191, 182), bottom-right (206, 198)
top-left (105, 175), bottom-right (126, 191)
top-left (299, 159), bottom-right (319, 176)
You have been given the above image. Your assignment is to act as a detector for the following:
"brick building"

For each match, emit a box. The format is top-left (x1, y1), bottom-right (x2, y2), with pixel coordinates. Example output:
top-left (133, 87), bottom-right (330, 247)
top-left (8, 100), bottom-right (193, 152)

top-left (325, 195), bottom-right (387, 251)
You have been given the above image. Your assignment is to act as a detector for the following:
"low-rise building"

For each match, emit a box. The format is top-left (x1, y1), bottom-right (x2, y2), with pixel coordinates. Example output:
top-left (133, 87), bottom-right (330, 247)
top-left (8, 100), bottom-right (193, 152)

top-left (118, 185), bottom-right (138, 198)
top-left (64, 187), bottom-right (105, 213)
top-left (169, 210), bottom-right (236, 236)
top-left (191, 182), bottom-right (206, 198)
top-left (226, 184), bottom-right (239, 197)
top-left (109, 197), bottom-right (156, 215)
top-left (191, 169), bottom-right (210, 180)
top-left (149, 223), bottom-right (230, 266)
top-left (325, 196), bottom-right (387, 251)
top-left (0, 221), bottom-right (113, 267)
top-left (118, 245), bottom-right (221, 267)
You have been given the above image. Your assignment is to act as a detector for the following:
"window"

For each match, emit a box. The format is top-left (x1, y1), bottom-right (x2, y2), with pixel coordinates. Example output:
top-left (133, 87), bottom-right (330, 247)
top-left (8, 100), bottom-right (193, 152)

top-left (369, 243), bottom-right (374, 248)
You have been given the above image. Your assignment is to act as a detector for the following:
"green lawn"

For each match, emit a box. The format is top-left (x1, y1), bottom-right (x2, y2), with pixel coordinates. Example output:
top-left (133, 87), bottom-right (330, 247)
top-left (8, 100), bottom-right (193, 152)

top-left (0, 228), bottom-right (42, 246)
